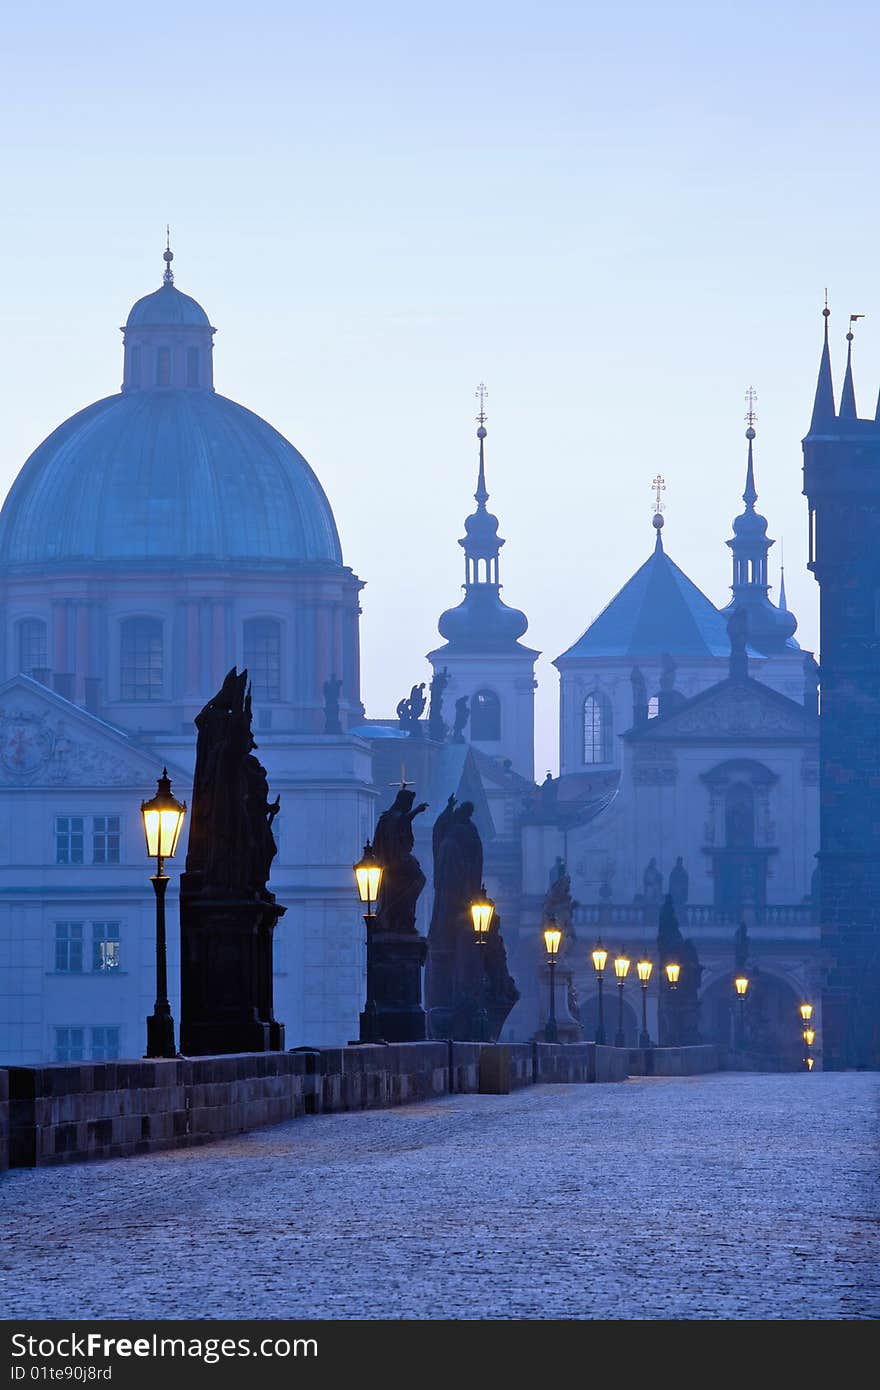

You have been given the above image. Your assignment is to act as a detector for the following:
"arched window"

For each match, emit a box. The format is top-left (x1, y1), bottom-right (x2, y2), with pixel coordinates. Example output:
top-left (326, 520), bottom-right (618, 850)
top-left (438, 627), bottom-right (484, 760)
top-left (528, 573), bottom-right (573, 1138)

top-left (583, 692), bottom-right (612, 764)
top-left (470, 689), bottom-right (501, 741)
top-left (18, 618), bottom-right (48, 676)
top-left (244, 618), bottom-right (281, 702)
top-left (120, 618), bottom-right (163, 701)
top-left (186, 347), bottom-right (199, 387)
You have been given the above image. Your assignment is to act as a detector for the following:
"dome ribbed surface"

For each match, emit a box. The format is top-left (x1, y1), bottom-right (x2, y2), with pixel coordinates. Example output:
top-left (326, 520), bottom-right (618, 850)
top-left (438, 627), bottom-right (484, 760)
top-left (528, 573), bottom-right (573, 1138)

top-left (125, 282), bottom-right (212, 328)
top-left (0, 390), bottom-right (342, 567)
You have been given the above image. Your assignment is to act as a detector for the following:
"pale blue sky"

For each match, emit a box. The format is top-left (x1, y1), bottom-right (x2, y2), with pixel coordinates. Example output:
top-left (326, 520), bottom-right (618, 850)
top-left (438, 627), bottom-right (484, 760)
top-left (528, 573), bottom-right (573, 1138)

top-left (2, 1), bottom-right (878, 773)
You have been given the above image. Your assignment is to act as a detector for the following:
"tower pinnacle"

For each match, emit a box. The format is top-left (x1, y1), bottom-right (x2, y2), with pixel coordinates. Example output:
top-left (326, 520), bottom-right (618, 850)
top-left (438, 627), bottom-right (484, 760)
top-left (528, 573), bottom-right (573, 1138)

top-left (651, 474), bottom-right (666, 550)
top-left (163, 226), bottom-right (174, 285)
top-left (839, 314), bottom-right (864, 421)
top-left (809, 296), bottom-right (836, 431)
top-left (475, 382), bottom-right (488, 506)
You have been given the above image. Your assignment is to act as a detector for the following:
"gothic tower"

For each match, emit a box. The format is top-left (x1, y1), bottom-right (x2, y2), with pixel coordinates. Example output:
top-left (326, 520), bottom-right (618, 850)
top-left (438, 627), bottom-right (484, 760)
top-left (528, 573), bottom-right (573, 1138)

top-left (802, 307), bottom-right (880, 1068)
top-left (427, 389), bottom-right (538, 780)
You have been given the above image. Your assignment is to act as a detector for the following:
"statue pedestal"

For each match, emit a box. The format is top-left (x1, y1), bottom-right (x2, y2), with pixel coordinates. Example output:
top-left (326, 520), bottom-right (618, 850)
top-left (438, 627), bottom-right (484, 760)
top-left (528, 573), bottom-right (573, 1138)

top-left (180, 888), bottom-right (285, 1055)
top-left (369, 931), bottom-right (428, 1042)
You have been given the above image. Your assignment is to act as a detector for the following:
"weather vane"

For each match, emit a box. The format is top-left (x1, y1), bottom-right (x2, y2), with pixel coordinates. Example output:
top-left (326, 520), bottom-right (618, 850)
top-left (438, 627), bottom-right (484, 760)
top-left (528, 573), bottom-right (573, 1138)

top-left (848, 313), bottom-right (865, 341)
top-left (652, 474), bottom-right (666, 515)
top-left (745, 386), bottom-right (758, 430)
top-left (475, 382), bottom-right (488, 427)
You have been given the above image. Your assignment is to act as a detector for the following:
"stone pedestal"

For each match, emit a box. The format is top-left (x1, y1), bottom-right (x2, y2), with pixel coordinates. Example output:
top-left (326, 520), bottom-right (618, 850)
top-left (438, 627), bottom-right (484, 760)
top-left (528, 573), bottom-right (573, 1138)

top-left (370, 931), bottom-right (428, 1043)
top-left (180, 889), bottom-right (285, 1055)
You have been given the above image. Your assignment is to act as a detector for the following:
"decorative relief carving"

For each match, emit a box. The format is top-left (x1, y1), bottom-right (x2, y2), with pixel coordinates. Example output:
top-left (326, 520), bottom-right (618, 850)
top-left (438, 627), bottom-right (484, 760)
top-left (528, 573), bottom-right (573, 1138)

top-left (662, 690), bottom-right (810, 737)
top-left (0, 705), bottom-right (152, 787)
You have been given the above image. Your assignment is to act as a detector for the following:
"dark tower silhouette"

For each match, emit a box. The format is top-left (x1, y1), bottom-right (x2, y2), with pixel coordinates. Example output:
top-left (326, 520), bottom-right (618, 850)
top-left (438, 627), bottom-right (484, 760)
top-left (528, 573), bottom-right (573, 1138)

top-left (802, 305), bottom-right (880, 1068)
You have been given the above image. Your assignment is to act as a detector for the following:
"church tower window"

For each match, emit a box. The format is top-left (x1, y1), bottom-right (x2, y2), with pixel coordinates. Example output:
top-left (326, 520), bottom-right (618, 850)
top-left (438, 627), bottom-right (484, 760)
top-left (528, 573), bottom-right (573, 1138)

top-left (120, 618), bottom-right (163, 701)
top-left (17, 618), bottom-right (47, 677)
top-left (186, 346), bottom-right (199, 387)
top-left (583, 692), bottom-right (612, 764)
top-left (156, 347), bottom-right (171, 386)
top-left (471, 688), bottom-right (501, 741)
top-left (244, 618), bottom-right (281, 702)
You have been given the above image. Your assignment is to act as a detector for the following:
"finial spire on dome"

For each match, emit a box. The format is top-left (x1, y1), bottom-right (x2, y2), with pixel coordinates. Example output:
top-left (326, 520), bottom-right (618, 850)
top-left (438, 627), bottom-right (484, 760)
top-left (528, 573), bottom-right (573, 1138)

top-left (839, 313), bottom-right (864, 420)
top-left (743, 386), bottom-right (758, 507)
top-left (778, 538), bottom-right (790, 613)
top-left (809, 293), bottom-right (836, 431)
top-left (651, 473), bottom-right (666, 551)
top-left (475, 381), bottom-right (489, 506)
top-left (163, 225), bottom-right (174, 285)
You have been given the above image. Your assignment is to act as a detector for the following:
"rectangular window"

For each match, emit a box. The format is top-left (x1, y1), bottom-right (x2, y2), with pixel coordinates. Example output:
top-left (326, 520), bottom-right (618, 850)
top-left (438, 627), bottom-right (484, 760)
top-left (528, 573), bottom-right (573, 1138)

top-left (186, 346), bottom-right (199, 387)
top-left (120, 618), bottom-right (163, 701)
top-left (156, 346), bottom-right (171, 386)
top-left (93, 815), bottom-right (121, 864)
top-left (55, 816), bottom-right (85, 865)
top-left (243, 619), bottom-right (281, 702)
top-left (54, 1027), bottom-right (85, 1062)
top-left (55, 921), bottom-right (84, 972)
top-left (18, 619), bottom-right (48, 675)
top-left (92, 921), bottom-right (120, 972)
top-left (91, 1026), bottom-right (120, 1060)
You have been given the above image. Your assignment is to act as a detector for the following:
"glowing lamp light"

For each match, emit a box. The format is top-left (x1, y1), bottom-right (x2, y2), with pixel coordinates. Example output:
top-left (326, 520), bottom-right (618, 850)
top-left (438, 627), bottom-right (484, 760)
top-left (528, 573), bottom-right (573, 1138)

top-left (353, 842), bottom-right (382, 908)
top-left (141, 769), bottom-right (186, 862)
top-left (636, 957), bottom-right (653, 985)
top-left (543, 920), bottom-right (563, 957)
top-left (800, 1003), bottom-right (814, 1022)
top-left (471, 886), bottom-right (496, 940)
top-left (592, 942), bottom-right (608, 974)
top-left (803, 1028), bottom-right (816, 1047)
top-left (806, 1057), bottom-right (815, 1071)
top-left (665, 962), bottom-right (681, 988)
top-left (613, 951), bottom-right (631, 981)
top-left (734, 976), bottom-right (750, 998)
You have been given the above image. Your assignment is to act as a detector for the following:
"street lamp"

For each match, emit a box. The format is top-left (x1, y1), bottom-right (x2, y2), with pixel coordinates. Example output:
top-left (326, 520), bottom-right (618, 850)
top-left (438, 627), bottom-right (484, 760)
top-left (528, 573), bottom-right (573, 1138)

top-left (353, 841), bottom-right (383, 1043)
top-left (140, 769), bottom-right (186, 1059)
top-left (613, 949), bottom-right (630, 1048)
top-left (636, 953), bottom-right (653, 1049)
top-left (470, 885), bottom-right (495, 1041)
top-left (799, 1002), bottom-right (814, 1023)
top-left (734, 975), bottom-right (749, 1053)
top-left (803, 1027), bottom-right (815, 1047)
top-left (665, 961), bottom-right (681, 988)
top-left (591, 940), bottom-right (608, 1044)
top-left (543, 917), bottom-right (563, 1043)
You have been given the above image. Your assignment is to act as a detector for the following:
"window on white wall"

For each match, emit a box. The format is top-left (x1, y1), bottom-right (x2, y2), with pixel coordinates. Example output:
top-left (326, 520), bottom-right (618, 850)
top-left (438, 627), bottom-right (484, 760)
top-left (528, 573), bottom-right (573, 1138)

top-left (18, 618), bottom-right (48, 675)
top-left (471, 689), bottom-right (501, 741)
top-left (92, 816), bottom-right (121, 864)
top-left (91, 1027), bottom-right (120, 1060)
top-left (55, 817), bottom-right (85, 864)
top-left (92, 922), bottom-right (121, 972)
top-left (120, 618), bottom-right (163, 701)
top-left (55, 922), bottom-right (84, 972)
top-left (583, 692), bottom-right (612, 763)
top-left (244, 618), bottom-right (281, 702)
top-left (54, 1027), bottom-right (84, 1061)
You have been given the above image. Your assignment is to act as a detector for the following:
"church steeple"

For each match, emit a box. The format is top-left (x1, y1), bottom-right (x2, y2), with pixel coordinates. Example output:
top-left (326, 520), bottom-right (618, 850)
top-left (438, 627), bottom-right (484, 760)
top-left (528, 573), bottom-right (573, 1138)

top-left (839, 315), bottom-right (864, 420)
top-left (723, 389), bottom-right (797, 654)
top-left (809, 300), bottom-right (836, 431)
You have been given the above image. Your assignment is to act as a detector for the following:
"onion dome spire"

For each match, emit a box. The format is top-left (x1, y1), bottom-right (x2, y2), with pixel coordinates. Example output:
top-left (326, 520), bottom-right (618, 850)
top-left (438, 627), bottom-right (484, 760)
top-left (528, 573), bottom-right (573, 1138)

top-left (839, 314), bottom-right (864, 420)
top-left (809, 296), bottom-right (836, 431)
top-left (651, 474), bottom-right (666, 551)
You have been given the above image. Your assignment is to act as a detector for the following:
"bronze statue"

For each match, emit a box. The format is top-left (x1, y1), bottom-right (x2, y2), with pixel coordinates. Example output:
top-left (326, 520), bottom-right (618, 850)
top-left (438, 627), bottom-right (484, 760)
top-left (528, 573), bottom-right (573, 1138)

top-left (657, 893), bottom-right (702, 1046)
top-left (428, 667), bottom-right (450, 742)
top-left (322, 673), bottom-right (342, 734)
top-left (373, 787), bottom-right (428, 934)
top-left (397, 682), bottom-right (427, 736)
top-left (669, 855), bottom-right (689, 912)
top-left (452, 695), bottom-right (469, 742)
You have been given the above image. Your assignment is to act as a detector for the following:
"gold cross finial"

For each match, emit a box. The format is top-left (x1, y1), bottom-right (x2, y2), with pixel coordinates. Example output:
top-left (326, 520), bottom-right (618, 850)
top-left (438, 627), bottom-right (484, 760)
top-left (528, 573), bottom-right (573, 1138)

top-left (652, 474), bottom-right (666, 515)
top-left (475, 382), bottom-right (488, 426)
top-left (745, 386), bottom-right (758, 428)
top-left (388, 760), bottom-right (413, 789)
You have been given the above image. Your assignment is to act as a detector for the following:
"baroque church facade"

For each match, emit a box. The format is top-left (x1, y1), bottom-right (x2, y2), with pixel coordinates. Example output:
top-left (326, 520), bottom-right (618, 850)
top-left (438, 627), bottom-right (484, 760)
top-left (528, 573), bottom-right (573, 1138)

top-left (0, 248), bottom-right (838, 1067)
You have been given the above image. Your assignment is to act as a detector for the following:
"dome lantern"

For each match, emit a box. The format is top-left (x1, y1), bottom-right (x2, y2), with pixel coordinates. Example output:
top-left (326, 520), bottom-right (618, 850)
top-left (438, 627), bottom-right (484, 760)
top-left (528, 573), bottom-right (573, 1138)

top-left (121, 236), bottom-right (216, 393)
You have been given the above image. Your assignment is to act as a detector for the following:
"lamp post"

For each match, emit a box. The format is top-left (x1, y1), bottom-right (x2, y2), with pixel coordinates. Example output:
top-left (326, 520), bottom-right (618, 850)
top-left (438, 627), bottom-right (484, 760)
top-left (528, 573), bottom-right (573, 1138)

top-left (470, 885), bottom-right (495, 1041)
top-left (591, 940), bottom-right (608, 1044)
top-left (613, 949), bottom-right (630, 1048)
top-left (353, 842), bottom-right (383, 1043)
top-left (636, 953), bottom-right (653, 1049)
top-left (543, 917), bottom-right (562, 1043)
top-left (800, 1002), bottom-right (815, 1072)
top-left (141, 769), bottom-right (186, 1059)
top-left (734, 975), bottom-right (749, 1053)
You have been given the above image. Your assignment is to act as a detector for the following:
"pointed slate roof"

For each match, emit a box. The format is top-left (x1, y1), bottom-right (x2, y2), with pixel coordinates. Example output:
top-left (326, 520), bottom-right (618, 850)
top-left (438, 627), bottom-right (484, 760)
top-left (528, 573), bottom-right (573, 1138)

top-left (556, 530), bottom-right (733, 662)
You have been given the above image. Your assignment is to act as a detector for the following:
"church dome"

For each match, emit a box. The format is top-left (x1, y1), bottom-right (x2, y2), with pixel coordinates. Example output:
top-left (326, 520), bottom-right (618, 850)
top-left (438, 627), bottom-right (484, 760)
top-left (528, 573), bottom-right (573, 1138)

top-left (0, 251), bottom-right (343, 570)
top-left (0, 390), bottom-right (343, 568)
top-left (125, 281), bottom-right (212, 329)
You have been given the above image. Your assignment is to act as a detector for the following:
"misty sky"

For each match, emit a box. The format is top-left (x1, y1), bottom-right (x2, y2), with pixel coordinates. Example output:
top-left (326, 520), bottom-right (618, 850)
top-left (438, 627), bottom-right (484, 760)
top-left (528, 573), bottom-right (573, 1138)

top-left (2, 1), bottom-right (878, 775)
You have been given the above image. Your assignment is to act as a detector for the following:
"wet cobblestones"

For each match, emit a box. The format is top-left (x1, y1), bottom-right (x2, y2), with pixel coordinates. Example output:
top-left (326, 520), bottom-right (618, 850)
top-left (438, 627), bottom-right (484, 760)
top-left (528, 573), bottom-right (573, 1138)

top-left (1, 1072), bottom-right (878, 1320)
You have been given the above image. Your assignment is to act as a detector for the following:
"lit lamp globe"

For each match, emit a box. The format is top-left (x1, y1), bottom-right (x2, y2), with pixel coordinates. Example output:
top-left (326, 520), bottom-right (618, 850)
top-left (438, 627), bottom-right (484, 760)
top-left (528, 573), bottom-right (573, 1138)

top-left (613, 951), bottom-right (631, 981)
top-left (353, 842), bottom-right (382, 912)
top-left (592, 942), bottom-right (608, 975)
top-left (141, 769), bottom-right (187, 864)
top-left (665, 962), bottom-right (681, 989)
top-left (734, 976), bottom-right (750, 998)
top-left (636, 957), bottom-right (653, 986)
top-left (803, 1028), bottom-right (816, 1048)
top-left (806, 1057), bottom-right (815, 1071)
top-left (799, 1002), bottom-right (814, 1023)
top-left (471, 886), bottom-right (496, 942)
top-left (543, 921), bottom-right (563, 957)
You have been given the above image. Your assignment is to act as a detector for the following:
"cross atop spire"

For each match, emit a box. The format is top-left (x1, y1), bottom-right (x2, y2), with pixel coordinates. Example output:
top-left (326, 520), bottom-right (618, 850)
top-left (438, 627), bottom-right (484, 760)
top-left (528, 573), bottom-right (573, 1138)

top-left (163, 225), bottom-right (174, 286)
top-left (474, 382), bottom-right (489, 506)
top-left (743, 386), bottom-right (758, 507)
top-left (651, 474), bottom-right (666, 550)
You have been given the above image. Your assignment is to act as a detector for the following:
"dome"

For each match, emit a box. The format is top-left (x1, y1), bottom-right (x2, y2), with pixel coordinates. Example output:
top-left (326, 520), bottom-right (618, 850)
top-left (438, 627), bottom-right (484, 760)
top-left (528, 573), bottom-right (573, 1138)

top-left (0, 389), bottom-right (343, 568)
top-left (125, 281), bottom-right (212, 329)
top-left (438, 587), bottom-right (529, 648)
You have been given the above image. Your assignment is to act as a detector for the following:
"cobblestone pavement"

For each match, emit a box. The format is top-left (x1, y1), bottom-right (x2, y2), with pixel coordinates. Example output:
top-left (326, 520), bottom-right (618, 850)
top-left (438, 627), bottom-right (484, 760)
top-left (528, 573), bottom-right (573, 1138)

top-left (2, 1073), bottom-right (878, 1320)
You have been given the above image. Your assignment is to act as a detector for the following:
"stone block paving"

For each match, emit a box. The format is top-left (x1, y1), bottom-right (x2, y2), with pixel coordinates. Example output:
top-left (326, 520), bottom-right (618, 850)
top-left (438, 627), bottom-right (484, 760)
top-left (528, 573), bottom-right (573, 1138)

top-left (1, 1073), bottom-right (878, 1320)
